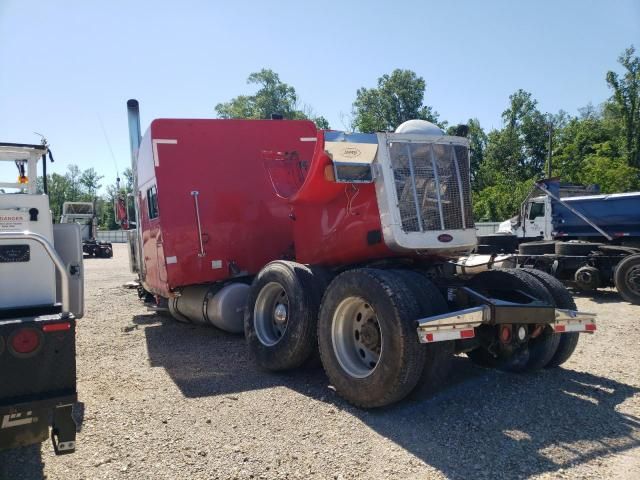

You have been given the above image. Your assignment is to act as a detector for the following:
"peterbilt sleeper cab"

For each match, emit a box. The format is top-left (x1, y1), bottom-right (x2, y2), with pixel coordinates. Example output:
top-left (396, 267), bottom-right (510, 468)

top-left (126, 100), bottom-right (596, 407)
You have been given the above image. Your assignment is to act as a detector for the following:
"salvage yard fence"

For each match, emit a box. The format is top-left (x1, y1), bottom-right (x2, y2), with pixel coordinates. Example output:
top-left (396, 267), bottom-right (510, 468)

top-left (96, 230), bottom-right (129, 243)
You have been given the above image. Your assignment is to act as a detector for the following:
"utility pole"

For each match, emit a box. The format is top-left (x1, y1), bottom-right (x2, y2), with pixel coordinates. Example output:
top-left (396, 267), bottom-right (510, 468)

top-left (547, 119), bottom-right (553, 178)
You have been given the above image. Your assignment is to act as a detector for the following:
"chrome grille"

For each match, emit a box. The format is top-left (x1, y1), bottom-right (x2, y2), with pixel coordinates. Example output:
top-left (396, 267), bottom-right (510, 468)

top-left (388, 141), bottom-right (474, 232)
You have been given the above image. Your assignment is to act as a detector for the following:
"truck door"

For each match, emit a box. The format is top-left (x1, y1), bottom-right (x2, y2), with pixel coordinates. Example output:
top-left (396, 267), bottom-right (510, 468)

top-left (525, 201), bottom-right (546, 240)
top-left (138, 184), bottom-right (167, 295)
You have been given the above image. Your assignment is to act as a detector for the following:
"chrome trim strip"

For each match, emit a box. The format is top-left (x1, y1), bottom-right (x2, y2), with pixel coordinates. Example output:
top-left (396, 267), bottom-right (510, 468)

top-left (429, 144), bottom-right (445, 230)
top-left (451, 146), bottom-right (466, 230)
top-left (405, 144), bottom-right (424, 232)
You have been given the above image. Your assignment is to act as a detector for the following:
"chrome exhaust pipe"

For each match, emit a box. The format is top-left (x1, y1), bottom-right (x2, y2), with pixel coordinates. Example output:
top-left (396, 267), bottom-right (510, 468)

top-left (126, 99), bottom-right (144, 280)
top-left (127, 99), bottom-right (142, 167)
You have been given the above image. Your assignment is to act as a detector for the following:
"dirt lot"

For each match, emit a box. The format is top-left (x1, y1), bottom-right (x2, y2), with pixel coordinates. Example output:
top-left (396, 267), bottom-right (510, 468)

top-left (1, 243), bottom-right (639, 479)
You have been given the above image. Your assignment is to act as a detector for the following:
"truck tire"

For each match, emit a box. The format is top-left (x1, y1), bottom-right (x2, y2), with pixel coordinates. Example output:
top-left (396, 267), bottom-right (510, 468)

top-left (518, 241), bottom-right (556, 255)
top-left (245, 261), bottom-right (323, 371)
top-left (391, 270), bottom-right (454, 389)
top-left (317, 269), bottom-right (426, 408)
top-left (519, 268), bottom-right (580, 368)
top-left (574, 266), bottom-right (601, 291)
top-left (555, 241), bottom-right (602, 256)
top-left (465, 269), bottom-right (560, 372)
top-left (614, 254), bottom-right (640, 305)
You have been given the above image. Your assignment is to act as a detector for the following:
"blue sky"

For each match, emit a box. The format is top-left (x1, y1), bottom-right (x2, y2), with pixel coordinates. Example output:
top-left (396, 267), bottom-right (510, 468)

top-left (0, 0), bottom-right (638, 191)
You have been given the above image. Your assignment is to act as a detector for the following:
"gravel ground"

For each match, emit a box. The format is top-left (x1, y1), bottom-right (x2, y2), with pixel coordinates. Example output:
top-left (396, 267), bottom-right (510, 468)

top-left (1, 243), bottom-right (639, 480)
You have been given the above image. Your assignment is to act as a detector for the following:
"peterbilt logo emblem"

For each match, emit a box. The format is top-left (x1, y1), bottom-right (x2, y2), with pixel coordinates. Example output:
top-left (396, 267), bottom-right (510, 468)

top-left (341, 147), bottom-right (361, 158)
top-left (438, 234), bottom-right (453, 242)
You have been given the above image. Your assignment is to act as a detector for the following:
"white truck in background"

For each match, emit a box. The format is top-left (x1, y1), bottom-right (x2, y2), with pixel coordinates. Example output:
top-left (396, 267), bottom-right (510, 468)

top-left (60, 202), bottom-right (113, 258)
top-left (0, 142), bottom-right (84, 454)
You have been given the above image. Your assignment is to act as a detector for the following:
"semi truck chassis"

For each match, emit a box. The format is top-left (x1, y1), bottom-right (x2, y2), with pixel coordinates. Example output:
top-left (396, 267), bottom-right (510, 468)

top-left (512, 249), bottom-right (640, 304)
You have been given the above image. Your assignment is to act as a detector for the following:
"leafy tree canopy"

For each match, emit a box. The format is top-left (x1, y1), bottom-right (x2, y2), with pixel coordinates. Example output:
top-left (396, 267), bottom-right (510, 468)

top-left (606, 45), bottom-right (640, 168)
top-left (352, 69), bottom-right (441, 133)
top-left (215, 69), bottom-right (330, 129)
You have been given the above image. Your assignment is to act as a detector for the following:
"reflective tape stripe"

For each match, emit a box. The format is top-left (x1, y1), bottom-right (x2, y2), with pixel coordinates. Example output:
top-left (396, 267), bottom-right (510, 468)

top-left (423, 329), bottom-right (475, 343)
top-left (554, 323), bottom-right (596, 333)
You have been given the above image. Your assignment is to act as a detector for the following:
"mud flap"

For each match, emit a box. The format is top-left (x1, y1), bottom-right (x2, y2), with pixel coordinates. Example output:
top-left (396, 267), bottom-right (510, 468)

top-left (0, 409), bottom-right (49, 451)
top-left (51, 405), bottom-right (76, 455)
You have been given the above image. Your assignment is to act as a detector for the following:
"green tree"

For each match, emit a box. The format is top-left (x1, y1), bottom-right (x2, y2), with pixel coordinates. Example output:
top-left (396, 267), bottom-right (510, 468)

top-left (45, 173), bottom-right (71, 222)
top-left (215, 69), bottom-right (330, 129)
top-left (66, 164), bottom-right (83, 201)
top-left (471, 90), bottom-right (550, 221)
top-left (478, 90), bottom-right (549, 188)
top-left (352, 69), bottom-right (441, 133)
top-left (36, 165), bottom-right (109, 223)
top-left (472, 174), bottom-right (533, 222)
top-left (313, 116), bottom-right (330, 130)
top-left (450, 118), bottom-right (487, 190)
top-left (606, 45), bottom-right (640, 167)
top-left (550, 99), bottom-right (639, 192)
top-left (580, 142), bottom-right (640, 192)
top-left (80, 168), bottom-right (103, 198)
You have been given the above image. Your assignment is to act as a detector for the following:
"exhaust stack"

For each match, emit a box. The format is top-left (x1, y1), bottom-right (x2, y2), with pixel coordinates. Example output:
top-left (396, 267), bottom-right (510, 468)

top-left (125, 99), bottom-right (144, 278)
top-left (127, 99), bottom-right (142, 168)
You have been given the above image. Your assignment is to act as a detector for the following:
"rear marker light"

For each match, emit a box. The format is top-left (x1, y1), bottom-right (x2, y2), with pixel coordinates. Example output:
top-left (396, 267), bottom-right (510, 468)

top-left (42, 322), bottom-right (71, 333)
top-left (9, 328), bottom-right (41, 355)
top-left (500, 326), bottom-right (511, 342)
top-left (460, 329), bottom-right (475, 339)
top-left (324, 164), bottom-right (336, 182)
top-left (585, 323), bottom-right (596, 332)
top-left (555, 325), bottom-right (566, 333)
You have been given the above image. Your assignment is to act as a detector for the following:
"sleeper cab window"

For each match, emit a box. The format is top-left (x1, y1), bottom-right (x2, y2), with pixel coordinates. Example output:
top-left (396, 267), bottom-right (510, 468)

top-left (147, 185), bottom-right (159, 219)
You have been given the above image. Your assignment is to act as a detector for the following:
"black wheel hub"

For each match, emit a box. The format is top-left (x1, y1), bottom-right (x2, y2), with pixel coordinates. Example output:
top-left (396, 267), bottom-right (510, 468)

top-left (627, 265), bottom-right (640, 295)
top-left (359, 321), bottom-right (381, 353)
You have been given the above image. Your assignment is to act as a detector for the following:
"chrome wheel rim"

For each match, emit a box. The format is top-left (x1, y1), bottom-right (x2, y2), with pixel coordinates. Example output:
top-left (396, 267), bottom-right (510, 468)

top-left (331, 297), bottom-right (382, 378)
top-left (254, 282), bottom-right (289, 346)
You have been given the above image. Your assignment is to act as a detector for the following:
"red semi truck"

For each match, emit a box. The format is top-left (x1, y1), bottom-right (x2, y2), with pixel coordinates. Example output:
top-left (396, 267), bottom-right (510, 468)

top-left (125, 100), bottom-right (596, 407)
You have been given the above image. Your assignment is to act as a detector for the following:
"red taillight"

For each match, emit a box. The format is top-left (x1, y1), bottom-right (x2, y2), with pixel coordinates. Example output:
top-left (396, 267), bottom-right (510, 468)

top-left (9, 328), bottom-right (41, 355)
top-left (42, 322), bottom-right (71, 333)
top-left (585, 323), bottom-right (596, 332)
top-left (460, 329), bottom-right (475, 339)
top-left (500, 325), bottom-right (512, 343)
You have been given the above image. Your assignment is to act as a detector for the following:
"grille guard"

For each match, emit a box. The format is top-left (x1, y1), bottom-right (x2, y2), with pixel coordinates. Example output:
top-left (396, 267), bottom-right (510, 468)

top-left (374, 133), bottom-right (477, 254)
